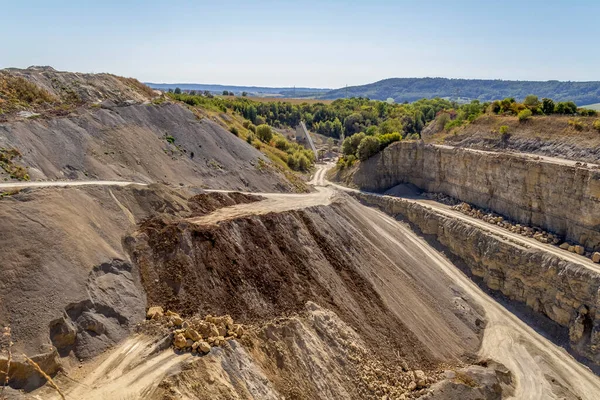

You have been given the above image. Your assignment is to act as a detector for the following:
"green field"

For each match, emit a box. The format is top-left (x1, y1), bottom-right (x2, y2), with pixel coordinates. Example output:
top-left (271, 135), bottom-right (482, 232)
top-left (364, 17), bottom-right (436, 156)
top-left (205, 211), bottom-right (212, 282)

top-left (580, 103), bottom-right (600, 110)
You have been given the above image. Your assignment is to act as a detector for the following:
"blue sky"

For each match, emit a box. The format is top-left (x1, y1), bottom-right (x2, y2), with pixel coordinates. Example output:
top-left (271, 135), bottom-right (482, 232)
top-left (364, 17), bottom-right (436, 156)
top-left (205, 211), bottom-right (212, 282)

top-left (2, 0), bottom-right (598, 87)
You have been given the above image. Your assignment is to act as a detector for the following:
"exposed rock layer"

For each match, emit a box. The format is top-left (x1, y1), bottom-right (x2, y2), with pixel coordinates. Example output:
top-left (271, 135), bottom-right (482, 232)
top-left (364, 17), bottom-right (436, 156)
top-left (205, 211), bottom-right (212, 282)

top-left (354, 192), bottom-right (600, 364)
top-left (345, 141), bottom-right (600, 250)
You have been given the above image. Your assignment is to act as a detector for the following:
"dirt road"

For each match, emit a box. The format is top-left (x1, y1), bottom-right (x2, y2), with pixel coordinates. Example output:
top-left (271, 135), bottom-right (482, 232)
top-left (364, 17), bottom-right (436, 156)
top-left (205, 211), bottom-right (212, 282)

top-left (348, 200), bottom-right (600, 399)
top-left (0, 180), bottom-right (146, 189)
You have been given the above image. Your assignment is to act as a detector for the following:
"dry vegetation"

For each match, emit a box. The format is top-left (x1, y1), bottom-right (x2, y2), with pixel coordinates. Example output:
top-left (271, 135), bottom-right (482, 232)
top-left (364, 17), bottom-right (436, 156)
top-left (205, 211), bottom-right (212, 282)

top-left (0, 73), bottom-right (56, 113)
top-left (113, 75), bottom-right (156, 98)
top-left (0, 148), bottom-right (29, 181)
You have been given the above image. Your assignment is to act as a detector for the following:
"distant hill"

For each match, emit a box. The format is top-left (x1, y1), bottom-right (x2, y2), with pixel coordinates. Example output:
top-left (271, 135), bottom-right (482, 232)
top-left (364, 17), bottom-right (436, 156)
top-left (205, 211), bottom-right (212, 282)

top-left (146, 82), bottom-right (330, 98)
top-left (319, 78), bottom-right (600, 105)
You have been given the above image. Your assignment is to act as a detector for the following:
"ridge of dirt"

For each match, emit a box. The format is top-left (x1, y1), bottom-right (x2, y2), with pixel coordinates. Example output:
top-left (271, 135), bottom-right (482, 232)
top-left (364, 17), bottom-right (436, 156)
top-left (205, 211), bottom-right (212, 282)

top-left (423, 113), bottom-right (600, 163)
top-left (0, 102), bottom-right (300, 192)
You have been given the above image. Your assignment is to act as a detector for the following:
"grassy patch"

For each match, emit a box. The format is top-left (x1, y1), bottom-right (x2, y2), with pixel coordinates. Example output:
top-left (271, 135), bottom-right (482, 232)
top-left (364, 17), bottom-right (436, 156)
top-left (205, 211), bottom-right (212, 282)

top-left (0, 148), bottom-right (30, 181)
top-left (0, 74), bottom-right (56, 111)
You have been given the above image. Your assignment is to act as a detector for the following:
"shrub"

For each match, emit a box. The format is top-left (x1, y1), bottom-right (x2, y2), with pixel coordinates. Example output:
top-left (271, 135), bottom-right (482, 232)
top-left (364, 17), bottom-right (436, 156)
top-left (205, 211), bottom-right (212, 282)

top-left (594, 120), bottom-right (600, 132)
top-left (357, 136), bottom-right (381, 161)
top-left (345, 154), bottom-right (356, 167)
top-left (541, 98), bottom-right (555, 115)
top-left (444, 119), bottom-right (463, 131)
top-left (499, 125), bottom-right (509, 135)
top-left (229, 126), bottom-right (239, 136)
top-left (342, 132), bottom-right (366, 156)
top-left (297, 153), bottom-right (310, 171)
top-left (378, 132), bottom-right (402, 149)
top-left (436, 112), bottom-right (451, 130)
top-left (578, 108), bottom-right (598, 117)
top-left (256, 124), bottom-right (273, 143)
top-left (274, 137), bottom-right (289, 151)
top-left (246, 134), bottom-right (255, 144)
top-left (518, 109), bottom-right (532, 122)
top-left (555, 101), bottom-right (577, 114)
top-left (568, 118), bottom-right (585, 131)
top-left (165, 135), bottom-right (175, 144)
top-left (248, 123), bottom-right (256, 133)
top-left (523, 95), bottom-right (540, 108)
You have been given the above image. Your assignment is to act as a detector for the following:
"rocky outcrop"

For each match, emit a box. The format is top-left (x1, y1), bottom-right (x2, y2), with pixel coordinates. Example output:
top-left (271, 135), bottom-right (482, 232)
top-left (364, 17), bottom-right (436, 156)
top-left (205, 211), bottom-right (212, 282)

top-left (354, 192), bottom-right (600, 365)
top-left (345, 141), bottom-right (600, 251)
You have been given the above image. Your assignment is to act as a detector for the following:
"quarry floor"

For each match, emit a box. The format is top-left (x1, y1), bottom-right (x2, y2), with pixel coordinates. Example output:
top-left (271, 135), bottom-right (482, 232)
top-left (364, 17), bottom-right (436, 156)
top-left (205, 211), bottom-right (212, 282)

top-left (18, 163), bottom-right (600, 399)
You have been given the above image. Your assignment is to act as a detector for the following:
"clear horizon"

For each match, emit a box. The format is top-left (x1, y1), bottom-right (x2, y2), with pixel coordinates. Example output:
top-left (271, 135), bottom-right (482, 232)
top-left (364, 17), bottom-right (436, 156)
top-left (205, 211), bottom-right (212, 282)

top-left (3, 0), bottom-right (599, 88)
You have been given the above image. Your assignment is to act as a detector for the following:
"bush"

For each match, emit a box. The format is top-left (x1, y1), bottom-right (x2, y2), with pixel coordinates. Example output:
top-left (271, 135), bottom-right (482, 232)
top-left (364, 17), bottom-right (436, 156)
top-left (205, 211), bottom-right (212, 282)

top-left (436, 112), bottom-right (451, 130)
top-left (518, 109), bottom-right (532, 122)
top-left (594, 120), bottom-right (600, 132)
top-left (165, 135), bottom-right (175, 144)
top-left (499, 125), bottom-right (509, 135)
top-left (229, 126), bottom-right (239, 136)
top-left (523, 95), bottom-right (540, 108)
top-left (568, 118), bottom-right (585, 131)
top-left (378, 132), bottom-right (402, 149)
top-left (444, 119), bottom-right (463, 131)
top-left (246, 134), bottom-right (255, 144)
top-left (274, 137), bottom-right (289, 151)
top-left (541, 98), bottom-right (555, 115)
top-left (357, 136), bottom-right (381, 161)
top-left (242, 120), bottom-right (251, 129)
top-left (256, 124), bottom-right (273, 143)
top-left (345, 154), bottom-right (356, 167)
top-left (342, 132), bottom-right (366, 156)
top-left (248, 123), bottom-right (256, 133)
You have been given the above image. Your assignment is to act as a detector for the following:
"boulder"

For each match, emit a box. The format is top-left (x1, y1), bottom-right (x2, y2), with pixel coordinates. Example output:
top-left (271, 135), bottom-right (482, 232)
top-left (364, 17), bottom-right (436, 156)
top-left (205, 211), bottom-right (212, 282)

top-left (592, 252), bottom-right (600, 263)
top-left (173, 333), bottom-right (187, 349)
top-left (574, 245), bottom-right (585, 255)
top-left (171, 315), bottom-right (183, 327)
top-left (198, 341), bottom-right (211, 354)
top-left (146, 306), bottom-right (164, 320)
top-left (186, 328), bottom-right (202, 342)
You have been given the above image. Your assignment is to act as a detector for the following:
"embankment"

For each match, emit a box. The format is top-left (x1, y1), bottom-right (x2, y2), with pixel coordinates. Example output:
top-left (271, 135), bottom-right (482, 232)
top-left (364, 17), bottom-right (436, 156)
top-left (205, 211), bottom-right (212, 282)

top-left (354, 192), bottom-right (600, 365)
top-left (342, 141), bottom-right (600, 250)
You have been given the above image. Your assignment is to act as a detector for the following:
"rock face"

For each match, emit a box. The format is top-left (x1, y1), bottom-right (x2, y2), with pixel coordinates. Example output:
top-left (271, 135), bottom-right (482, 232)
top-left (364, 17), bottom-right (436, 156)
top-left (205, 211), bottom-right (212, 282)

top-left (345, 141), bottom-right (600, 251)
top-left (355, 192), bottom-right (600, 365)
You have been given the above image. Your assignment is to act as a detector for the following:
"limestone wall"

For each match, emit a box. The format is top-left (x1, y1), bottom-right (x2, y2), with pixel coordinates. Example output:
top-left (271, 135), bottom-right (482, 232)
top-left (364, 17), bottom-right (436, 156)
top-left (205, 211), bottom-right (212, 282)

top-left (354, 192), bottom-right (600, 365)
top-left (349, 142), bottom-right (600, 250)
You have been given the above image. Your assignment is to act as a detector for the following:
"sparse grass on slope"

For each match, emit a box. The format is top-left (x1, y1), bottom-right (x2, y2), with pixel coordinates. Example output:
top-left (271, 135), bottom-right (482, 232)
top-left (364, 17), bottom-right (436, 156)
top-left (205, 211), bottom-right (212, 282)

top-left (0, 73), bottom-right (56, 113)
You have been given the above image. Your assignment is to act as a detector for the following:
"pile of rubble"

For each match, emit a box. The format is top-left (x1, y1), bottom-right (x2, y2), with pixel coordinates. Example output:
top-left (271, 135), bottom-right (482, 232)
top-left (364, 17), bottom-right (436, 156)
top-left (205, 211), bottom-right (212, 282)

top-left (451, 202), bottom-right (600, 263)
top-left (451, 202), bottom-right (561, 245)
top-left (422, 192), bottom-right (460, 206)
top-left (146, 306), bottom-right (244, 354)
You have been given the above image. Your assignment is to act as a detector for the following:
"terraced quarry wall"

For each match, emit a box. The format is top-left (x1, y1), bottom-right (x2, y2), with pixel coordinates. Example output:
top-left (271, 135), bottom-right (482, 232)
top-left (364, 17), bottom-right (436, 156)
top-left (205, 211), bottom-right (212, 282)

top-left (355, 192), bottom-right (600, 365)
top-left (347, 141), bottom-right (600, 251)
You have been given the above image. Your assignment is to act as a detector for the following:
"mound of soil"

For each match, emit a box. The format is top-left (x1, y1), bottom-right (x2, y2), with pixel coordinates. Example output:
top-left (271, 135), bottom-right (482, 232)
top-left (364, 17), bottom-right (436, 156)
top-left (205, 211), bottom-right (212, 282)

top-left (0, 102), bottom-right (298, 192)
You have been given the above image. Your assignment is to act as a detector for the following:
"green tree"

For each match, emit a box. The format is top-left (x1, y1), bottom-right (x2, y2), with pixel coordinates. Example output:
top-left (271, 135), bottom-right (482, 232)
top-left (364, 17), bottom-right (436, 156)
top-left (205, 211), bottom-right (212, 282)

top-left (523, 95), bottom-right (540, 108)
top-left (342, 132), bottom-right (366, 156)
top-left (223, 90), bottom-right (229, 96)
top-left (174, 87), bottom-right (182, 94)
top-left (379, 118), bottom-right (403, 134)
top-left (256, 124), bottom-right (273, 142)
top-left (242, 91), bottom-right (248, 97)
top-left (541, 98), bottom-right (555, 115)
top-left (357, 136), bottom-right (381, 161)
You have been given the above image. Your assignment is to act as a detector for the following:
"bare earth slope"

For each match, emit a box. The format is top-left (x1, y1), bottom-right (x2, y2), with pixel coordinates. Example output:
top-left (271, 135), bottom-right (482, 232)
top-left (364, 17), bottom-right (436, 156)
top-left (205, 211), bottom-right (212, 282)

top-left (0, 102), bottom-right (297, 192)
